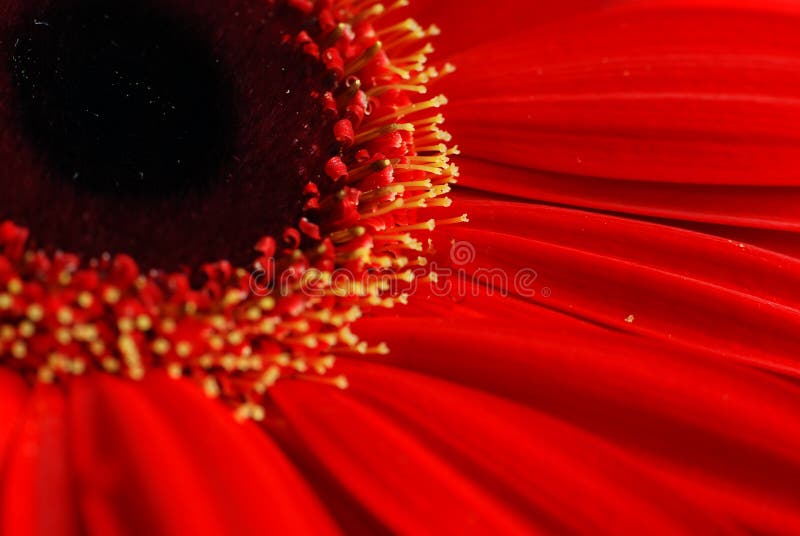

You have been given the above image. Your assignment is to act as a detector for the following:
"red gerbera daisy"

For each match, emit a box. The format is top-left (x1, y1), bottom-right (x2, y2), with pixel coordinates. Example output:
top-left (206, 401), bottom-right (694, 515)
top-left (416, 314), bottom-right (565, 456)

top-left (1, 0), bottom-right (799, 534)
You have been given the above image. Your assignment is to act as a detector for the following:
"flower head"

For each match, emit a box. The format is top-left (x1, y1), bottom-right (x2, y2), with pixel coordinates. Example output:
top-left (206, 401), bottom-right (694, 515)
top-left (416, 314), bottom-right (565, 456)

top-left (0, 0), bottom-right (461, 419)
top-left (1, 0), bottom-right (800, 534)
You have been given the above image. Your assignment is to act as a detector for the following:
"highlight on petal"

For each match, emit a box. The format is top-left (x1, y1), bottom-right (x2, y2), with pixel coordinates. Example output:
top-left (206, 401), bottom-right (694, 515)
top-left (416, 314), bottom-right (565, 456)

top-left (458, 159), bottom-right (800, 233)
top-left (402, 0), bottom-right (608, 57)
top-left (328, 360), bottom-right (742, 534)
top-left (67, 373), bottom-right (339, 535)
top-left (352, 315), bottom-right (800, 534)
top-left (443, 0), bottom-right (800, 184)
top-left (271, 378), bottom-right (534, 534)
top-left (0, 377), bottom-right (78, 535)
top-left (423, 198), bottom-right (800, 377)
top-left (438, 0), bottom-right (800, 249)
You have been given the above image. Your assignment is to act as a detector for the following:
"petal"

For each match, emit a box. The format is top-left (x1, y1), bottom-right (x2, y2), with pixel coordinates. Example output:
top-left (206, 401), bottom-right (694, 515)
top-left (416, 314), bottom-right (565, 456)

top-left (0, 377), bottom-right (79, 535)
top-left (422, 198), bottom-right (800, 377)
top-left (672, 220), bottom-right (800, 259)
top-left (401, 0), bottom-right (608, 58)
top-left (270, 380), bottom-right (534, 535)
top-left (443, 0), bottom-right (800, 185)
top-left (351, 316), bottom-right (800, 534)
top-left (458, 160), bottom-right (800, 233)
top-left (67, 373), bottom-right (339, 536)
top-left (335, 359), bottom-right (742, 534)
top-left (0, 371), bottom-right (29, 466)
top-left (436, 0), bottom-right (800, 247)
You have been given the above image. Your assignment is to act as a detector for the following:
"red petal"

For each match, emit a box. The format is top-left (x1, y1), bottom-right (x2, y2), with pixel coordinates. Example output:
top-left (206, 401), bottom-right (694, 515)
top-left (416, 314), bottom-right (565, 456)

top-left (0, 371), bottom-right (29, 465)
top-left (67, 373), bottom-right (338, 535)
top-left (437, 0), bottom-right (800, 257)
top-left (270, 380), bottom-right (534, 534)
top-left (459, 159), bottom-right (800, 233)
top-left (351, 317), bottom-right (800, 534)
top-left (672, 220), bottom-right (800, 259)
top-left (0, 377), bottom-right (79, 535)
top-left (336, 360), bottom-right (741, 533)
top-left (402, 0), bottom-right (608, 57)
top-left (424, 199), bottom-right (800, 376)
top-left (443, 1), bottom-right (800, 186)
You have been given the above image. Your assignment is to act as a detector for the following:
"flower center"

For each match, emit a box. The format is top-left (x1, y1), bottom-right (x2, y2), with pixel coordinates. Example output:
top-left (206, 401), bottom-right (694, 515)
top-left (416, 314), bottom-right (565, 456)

top-left (11, 1), bottom-right (232, 196)
top-left (0, 0), bottom-right (462, 420)
top-left (2, 0), bottom-right (332, 270)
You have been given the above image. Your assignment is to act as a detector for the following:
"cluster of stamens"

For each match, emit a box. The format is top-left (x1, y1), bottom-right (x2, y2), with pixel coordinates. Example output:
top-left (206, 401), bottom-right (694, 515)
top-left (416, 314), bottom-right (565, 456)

top-left (0, 0), bottom-right (462, 419)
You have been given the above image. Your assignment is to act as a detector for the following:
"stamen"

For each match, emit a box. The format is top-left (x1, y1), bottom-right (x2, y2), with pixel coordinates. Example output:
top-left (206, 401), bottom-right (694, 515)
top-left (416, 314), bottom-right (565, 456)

top-left (343, 41), bottom-right (383, 77)
top-left (0, 0), bottom-right (464, 420)
top-left (354, 123), bottom-right (415, 145)
top-left (368, 95), bottom-right (449, 125)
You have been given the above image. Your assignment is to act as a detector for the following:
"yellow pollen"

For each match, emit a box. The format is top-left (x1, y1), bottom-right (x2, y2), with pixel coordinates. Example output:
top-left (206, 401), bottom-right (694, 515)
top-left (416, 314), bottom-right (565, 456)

top-left (167, 363), bottom-right (183, 379)
top-left (102, 357), bottom-right (120, 373)
top-left (437, 214), bottom-right (470, 226)
top-left (259, 318), bottom-right (278, 335)
top-left (347, 159), bottom-right (391, 183)
top-left (26, 304), bottom-right (44, 322)
top-left (300, 374), bottom-right (350, 390)
top-left (129, 367), bottom-right (145, 381)
top-left (152, 338), bottom-right (171, 355)
top-left (135, 314), bottom-right (153, 332)
top-left (118, 335), bottom-right (141, 365)
top-left (175, 341), bottom-right (193, 358)
top-left (259, 297), bottom-right (276, 311)
top-left (70, 359), bottom-right (87, 375)
top-left (103, 287), bottom-right (121, 304)
top-left (331, 226), bottom-right (367, 244)
top-left (354, 122), bottom-right (415, 145)
top-left (226, 331), bottom-right (245, 346)
top-left (73, 324), bottom-right (99, 342)
top-left (77, 291), bottom-right (94, 308)
top-left (18, 321), bottom-right (35, 338)
top-left (38, 366), bottom-right (55, 383)
top-left (0, 326), bottom-right (15, 341)
top-left (11, 341), bottom-right (27, 359)
top-left (427, 197), bottom-right (453, 208)
top-left (245, 307), bottom-right (262, 321)
top-left (117, 318), bottom-right (135, 333)
top-left (344, 41), bottom-right (383, 77)
top-left (55, 328), bottom-right (72, 346)
top-left (223, 289), bottom-right (246, 307)
top-left (57, 308), bottom-right (74, 325)
top-left (7, 278), bottom-right (23, 295)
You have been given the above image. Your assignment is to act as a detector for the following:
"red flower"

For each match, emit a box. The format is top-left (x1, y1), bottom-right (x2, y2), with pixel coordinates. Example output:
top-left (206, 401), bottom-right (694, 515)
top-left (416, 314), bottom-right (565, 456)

top-left (2, 0), bottom-right (800, 534)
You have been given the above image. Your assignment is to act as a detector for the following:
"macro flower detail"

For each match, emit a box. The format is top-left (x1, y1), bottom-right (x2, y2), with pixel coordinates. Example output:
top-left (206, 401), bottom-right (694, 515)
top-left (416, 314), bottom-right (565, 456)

top-left (0, 0), bottom-right (462, 418)
top-left (2, 0), bottom-right (800, 534)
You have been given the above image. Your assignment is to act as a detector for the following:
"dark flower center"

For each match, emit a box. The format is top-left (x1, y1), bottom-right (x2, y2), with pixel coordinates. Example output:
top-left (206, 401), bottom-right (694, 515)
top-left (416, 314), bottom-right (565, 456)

top-left (0, 0), bottom-right (333, 271)
top-left (0, 0), bottom-right (460, 414)
top-left (11, 1), bottom-right (231, 196)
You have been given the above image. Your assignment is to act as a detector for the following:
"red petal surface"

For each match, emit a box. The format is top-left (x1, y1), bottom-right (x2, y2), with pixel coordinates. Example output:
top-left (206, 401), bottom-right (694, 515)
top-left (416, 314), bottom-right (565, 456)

top-left (0, 376), bottom-right (79, 535)
top-left (402, 0), bottom-right (607, 57)
top-left (459, 160), bottom-right (800, 232)
top-left (351, 315), bottom-right (800, 534)
top-left (67, 373), bottom-right (338, 536)
top-left (2, 0), bottom-right (800, 534)
top-left (270, 380), bottom-right (534, 535)
top-left (438, 0), bottom-right (800, 263)
top-left (423, 198), bottom-right (800, 376)
top-left (335, 360), bottom-right (744, 534)
top-left (443, 1), bottom-right (800, 186)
